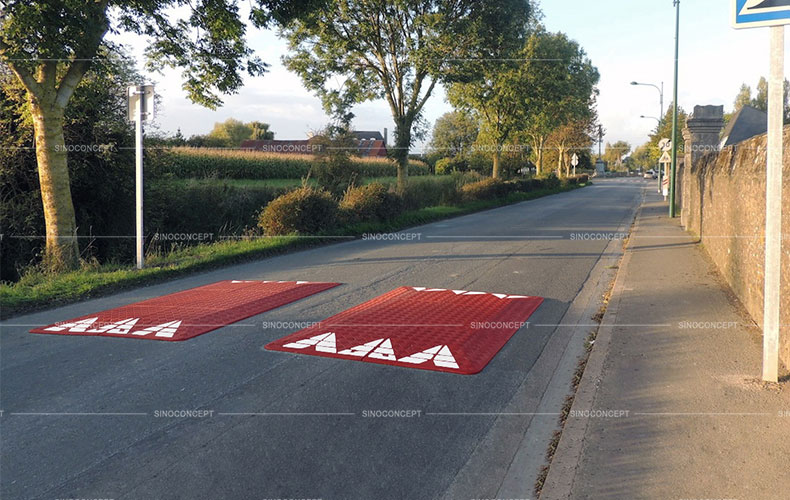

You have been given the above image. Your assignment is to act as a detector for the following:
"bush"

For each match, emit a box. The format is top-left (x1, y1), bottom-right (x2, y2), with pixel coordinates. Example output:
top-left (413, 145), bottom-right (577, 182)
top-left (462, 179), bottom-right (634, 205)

top-left (400, 176), bottom-right (460, 210)
top-left (258, 187), bottom-right (338, 236)
top-left (339, 183), bottom-right (403, 223)
top-left (312, 153), bottom-right (362, 197)
top-left (540, 173), bottom-right (561, 190)
top-left (508, 178), bottom-right (545, 192)
top-left (146, 180), bottom-right (285, 252)
top-left (435, 156), bottom-right (469, 175)
top-left (460, 178), bottom-right (509, 202)
top-left (461, 179), bottom-right (502, 201)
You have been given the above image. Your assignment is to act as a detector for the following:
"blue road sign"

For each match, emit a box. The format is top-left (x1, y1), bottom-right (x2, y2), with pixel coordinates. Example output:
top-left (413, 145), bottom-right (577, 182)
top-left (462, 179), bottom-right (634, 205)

top-left (733, 0), bottom-right (790, 28)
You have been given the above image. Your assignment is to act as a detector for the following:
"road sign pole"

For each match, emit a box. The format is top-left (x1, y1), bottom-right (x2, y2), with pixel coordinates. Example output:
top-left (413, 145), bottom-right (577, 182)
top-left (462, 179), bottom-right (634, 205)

top-left (135, 88), bottom-right (144, 270)
top-left (669, 0), bottom-right (680, 218)
top-left (763, 25), bottom-right (784, 382)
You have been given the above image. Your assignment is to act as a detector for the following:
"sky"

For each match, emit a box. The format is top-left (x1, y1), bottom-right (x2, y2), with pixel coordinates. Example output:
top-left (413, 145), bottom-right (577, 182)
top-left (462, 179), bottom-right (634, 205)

top-left (112, 1), bottom-right (782, 154)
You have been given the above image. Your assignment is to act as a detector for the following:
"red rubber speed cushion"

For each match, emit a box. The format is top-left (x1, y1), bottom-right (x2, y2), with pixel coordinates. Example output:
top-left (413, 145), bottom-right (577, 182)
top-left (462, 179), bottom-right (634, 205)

top-left (30, 280), bottom-right (340, 341)
top-left (265, 286), bottom-right (543, 374)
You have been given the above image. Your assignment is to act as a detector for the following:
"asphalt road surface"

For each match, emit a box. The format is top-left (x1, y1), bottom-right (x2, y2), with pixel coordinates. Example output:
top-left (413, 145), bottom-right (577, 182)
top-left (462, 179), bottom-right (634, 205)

top-left (1, 178), bottom-right (644, 500)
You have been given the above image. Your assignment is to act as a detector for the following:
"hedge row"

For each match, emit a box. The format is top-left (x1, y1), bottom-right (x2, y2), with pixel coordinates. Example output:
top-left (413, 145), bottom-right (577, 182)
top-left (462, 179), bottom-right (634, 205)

top-left (259, 174), bottom-right (585, 236)
top-left (145, 180), bottom-right (288, 252)
top-left (148, 147), bottom-right (431, 180)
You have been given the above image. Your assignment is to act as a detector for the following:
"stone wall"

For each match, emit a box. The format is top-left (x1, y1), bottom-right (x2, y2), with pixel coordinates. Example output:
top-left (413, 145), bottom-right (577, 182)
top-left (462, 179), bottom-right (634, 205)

top-left (680, 105), bottom-right (790, 367)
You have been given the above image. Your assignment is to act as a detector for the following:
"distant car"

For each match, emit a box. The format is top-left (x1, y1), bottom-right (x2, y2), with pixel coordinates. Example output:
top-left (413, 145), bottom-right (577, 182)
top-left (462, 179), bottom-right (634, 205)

top-left (643, 170), bottom-right (657, 179)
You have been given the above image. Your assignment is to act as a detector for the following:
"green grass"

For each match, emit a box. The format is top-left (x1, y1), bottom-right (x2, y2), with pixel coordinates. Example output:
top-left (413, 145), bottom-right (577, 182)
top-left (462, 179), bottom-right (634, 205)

top-left (0, 183), bottom-right (585, 318)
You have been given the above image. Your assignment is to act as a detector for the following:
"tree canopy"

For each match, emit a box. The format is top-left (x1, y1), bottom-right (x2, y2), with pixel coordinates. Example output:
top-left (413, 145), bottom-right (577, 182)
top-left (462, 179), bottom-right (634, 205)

top-left (281, 0), bottom-right (535, 188)
top-left (0, 0), bottom-right (317, 270)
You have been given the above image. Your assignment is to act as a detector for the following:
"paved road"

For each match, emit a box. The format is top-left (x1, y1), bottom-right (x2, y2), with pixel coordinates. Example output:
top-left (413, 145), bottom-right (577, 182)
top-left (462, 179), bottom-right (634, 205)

top-left (1, 178), bottom-right (643, 500)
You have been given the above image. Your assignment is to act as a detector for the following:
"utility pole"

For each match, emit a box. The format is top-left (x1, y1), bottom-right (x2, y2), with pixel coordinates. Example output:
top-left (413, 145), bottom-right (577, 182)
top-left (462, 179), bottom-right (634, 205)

top-left (127, 84), bottom-right (155, 270)
top-left (669, 0), bottom-right (680, 218)
top-left (597, 125), bottom-right (603, 159)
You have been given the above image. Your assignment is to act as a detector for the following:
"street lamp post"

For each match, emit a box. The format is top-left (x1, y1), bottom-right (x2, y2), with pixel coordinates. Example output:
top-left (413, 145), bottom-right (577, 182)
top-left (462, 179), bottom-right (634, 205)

top-left (631, 81), bottom-right (664, 123)
top-left (669, 0), bottom-right (681, 218)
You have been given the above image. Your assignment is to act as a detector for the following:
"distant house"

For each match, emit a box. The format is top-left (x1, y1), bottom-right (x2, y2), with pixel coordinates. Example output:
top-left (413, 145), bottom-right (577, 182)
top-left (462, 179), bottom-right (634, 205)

top-left (352, 131), bottom-right (384, 141)
top-left (241, 130), bottom-right (388, 157)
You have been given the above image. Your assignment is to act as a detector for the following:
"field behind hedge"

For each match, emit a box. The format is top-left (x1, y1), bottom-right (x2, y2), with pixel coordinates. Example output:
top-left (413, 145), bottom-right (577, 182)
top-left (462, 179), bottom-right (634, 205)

top-left (148, 147), bottom-right (431, 180)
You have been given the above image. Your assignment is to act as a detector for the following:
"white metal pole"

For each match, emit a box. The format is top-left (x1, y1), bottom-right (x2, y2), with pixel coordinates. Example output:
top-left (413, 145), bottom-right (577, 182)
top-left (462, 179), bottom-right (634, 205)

top-left (135, 87), bottom-right (144, 270)
top-left (763, 26), bottom-right (784, 382)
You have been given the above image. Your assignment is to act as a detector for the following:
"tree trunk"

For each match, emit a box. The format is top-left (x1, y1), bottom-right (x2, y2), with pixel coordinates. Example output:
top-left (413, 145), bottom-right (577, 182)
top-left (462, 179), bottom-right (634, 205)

top-left (30, 97), bottom-right (80, 272)
top-left (557, 149), bottom-right (563, 177)
top-left (535, 136), bottom-right (545, 175)
top-left (492, 148), bottom-right (501, 179)
top-left (394, 121), bottom-right (411, 192)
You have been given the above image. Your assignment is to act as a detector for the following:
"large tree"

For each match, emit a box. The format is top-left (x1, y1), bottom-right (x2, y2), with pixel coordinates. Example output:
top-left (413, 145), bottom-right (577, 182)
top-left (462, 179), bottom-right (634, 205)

top-left (428, 110), bottom-right (479, 159)
top-left (444, 7), bottom-right (535, 178)
top-left (208, 118), bottom-right (254, 147)
top-left (603, 140), bottom-right (631, 170)
top-left (548, 118), bottom-right (595, 177)
top-left (520, 30), bottom-right (599, 175)
top-left (281, 0), bottom-right (533, 189)
top-left (0, 0), bottom-right (316, 271)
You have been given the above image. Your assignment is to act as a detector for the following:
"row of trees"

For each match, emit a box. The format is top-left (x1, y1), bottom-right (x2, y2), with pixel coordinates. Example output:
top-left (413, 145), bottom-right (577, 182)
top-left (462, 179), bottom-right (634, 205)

top-left (0, 0), bottom-right (598, 273)
top-left (425, 29), bottom-right (599, 179)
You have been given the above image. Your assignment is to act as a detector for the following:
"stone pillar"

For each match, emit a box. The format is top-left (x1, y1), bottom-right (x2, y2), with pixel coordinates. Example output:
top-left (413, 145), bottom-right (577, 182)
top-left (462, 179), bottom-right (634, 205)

top-left (681, 105), bottom-right (725, 233)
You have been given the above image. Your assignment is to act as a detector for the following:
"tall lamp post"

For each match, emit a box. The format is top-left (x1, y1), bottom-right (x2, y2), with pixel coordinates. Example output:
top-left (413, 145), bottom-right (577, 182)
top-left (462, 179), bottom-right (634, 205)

top-left (631, 81), bottom-right (664, 123)
top-left (669, 0), bottom-right (681, 218)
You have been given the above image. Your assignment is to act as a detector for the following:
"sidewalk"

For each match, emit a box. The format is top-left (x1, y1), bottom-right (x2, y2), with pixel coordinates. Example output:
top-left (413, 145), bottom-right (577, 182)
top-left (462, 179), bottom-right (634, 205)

top-left (541, 189), bottom-right (790, 499)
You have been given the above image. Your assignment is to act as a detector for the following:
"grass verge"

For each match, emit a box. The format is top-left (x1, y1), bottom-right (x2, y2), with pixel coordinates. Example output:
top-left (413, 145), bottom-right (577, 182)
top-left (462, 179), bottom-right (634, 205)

top-left (0, 183), bottom-right (586, 318)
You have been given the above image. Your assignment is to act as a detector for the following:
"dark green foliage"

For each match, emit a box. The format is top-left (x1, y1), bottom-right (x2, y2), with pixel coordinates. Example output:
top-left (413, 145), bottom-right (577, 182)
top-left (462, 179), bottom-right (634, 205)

top-left (435, 156), bottom-right (470, 175)
top-left (541, 172), bottom-right (561, 190)
top-left (310, 130), bottom-right (362, 196)
top-left (146, 181), bottom-right (286, 253)
top-left (460, 178), bottom-right (508, 201)
top-left (258, 187), bottom-right (338, 235)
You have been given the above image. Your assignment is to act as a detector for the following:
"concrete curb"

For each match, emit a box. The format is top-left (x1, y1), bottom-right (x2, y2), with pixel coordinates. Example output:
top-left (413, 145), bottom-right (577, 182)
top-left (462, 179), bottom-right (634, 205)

top-left (538, 188), bottom-right (646, 499)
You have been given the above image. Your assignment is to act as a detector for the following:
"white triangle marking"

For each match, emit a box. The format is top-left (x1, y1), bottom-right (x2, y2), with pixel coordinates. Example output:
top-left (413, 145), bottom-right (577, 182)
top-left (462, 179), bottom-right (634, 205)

top-left (433, 346), bottom-right (460, 369)
top-left (86, 318), bottom-right (140, 334)
top-left (130, 320), bottom-right (182, 338)
top-left (492, 293), bottom-right (508, 299)
top-left (412, 287), bottom-right (427, 291)
top-left (367, 339), bottom-right (397, 361)
top-left (452, 290), bottom-right (467, 295)
top-left (283, 332), bottom-right (337, 353)
top-left (398, 345), bottom-right (442, 364)
top-left (338, 338), bottom-right (384, 357)
top-left (44, 317), bottom-right (98, 332)
top-left (398, 345), bottom-right (459, 369)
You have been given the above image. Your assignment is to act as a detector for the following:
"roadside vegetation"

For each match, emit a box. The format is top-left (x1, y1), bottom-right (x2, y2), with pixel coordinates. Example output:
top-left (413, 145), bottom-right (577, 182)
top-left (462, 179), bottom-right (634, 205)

top-left (1, 174), bottom-right (588, 317)
top-left (1, 0), bottom-right (601, 315)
